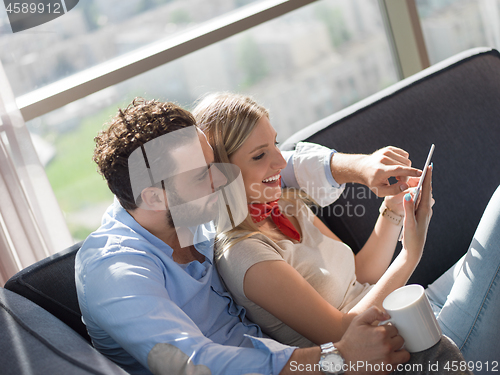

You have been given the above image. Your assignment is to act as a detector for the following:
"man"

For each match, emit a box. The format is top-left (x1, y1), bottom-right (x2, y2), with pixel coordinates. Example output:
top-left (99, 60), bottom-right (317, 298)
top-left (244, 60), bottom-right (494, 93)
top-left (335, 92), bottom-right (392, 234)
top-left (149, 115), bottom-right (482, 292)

top-left (76, 98), bottom-right (466, 375)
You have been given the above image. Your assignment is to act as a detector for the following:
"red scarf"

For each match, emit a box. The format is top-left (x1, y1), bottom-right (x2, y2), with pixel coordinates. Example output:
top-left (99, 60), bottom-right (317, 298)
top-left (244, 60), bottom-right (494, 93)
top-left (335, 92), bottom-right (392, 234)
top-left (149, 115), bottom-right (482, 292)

top-left (248, 200), bottom-right (301, 242)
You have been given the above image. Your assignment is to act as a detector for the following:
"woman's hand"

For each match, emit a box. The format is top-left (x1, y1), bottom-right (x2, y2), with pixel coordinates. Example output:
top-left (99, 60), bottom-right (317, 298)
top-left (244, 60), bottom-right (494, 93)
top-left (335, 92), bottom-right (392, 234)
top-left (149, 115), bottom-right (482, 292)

top-left (383, 177), bottom-right (420, 216)
top-left (401, 165), bottom-right (433, 259)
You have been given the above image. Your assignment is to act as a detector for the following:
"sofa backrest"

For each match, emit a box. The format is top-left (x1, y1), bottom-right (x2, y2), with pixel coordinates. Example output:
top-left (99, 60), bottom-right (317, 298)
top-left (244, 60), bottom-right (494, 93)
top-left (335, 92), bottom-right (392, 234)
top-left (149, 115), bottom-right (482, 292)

top-left (282, 48), bottom-right (500, 286)
top-left (4, 241), bottom-right (90, 343)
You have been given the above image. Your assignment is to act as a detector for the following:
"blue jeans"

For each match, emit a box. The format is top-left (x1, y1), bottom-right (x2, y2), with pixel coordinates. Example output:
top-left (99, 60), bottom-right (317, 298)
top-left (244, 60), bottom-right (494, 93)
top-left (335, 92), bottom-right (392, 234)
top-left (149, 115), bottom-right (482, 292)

top-left (426, 186), bottom-right (500, 375)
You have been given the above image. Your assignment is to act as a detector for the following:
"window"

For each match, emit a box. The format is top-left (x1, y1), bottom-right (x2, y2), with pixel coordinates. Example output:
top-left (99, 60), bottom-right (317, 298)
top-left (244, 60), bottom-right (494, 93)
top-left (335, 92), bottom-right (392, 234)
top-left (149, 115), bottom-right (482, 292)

top-left (2, 0), bottom-right (398, 241)
top-left (0, 0), bottom-right (262, 96)
top-left (416, 0), bottom-right (500, 64)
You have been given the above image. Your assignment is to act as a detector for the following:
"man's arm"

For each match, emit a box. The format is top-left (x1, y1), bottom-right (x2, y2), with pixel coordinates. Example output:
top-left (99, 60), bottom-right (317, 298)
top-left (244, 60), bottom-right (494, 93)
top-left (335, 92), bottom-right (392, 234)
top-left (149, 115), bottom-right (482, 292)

top-left (282, 143), bottom-right (422, 206)
top-left (77, 250), bottom-right (294, 375)
top-left (280, 306), bottom-right (471, 375)
top-left (330, 146), bottom-right (422, 197)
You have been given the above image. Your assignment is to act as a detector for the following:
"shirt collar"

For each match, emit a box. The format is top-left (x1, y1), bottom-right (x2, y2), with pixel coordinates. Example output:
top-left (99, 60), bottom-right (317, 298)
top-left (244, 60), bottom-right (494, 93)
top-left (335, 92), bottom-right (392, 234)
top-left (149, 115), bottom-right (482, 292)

top-left (108, 198), bottom-right (215, 264)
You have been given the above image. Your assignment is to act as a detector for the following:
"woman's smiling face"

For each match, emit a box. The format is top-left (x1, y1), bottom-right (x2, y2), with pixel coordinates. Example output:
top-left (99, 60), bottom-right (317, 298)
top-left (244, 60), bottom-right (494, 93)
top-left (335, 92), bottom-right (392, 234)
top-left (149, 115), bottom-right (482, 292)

top-left (229, 116), bottom-right (287, 204)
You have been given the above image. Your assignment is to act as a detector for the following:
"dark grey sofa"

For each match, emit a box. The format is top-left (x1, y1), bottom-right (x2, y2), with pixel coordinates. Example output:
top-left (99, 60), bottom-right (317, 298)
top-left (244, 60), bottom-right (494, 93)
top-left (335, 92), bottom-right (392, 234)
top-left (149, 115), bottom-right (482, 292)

top-left (2, 47), bottom-right (500, 374)
top-left (1, 244), bottom-right (129, 375)
top-left (0, 286), bottom-right (127, 375)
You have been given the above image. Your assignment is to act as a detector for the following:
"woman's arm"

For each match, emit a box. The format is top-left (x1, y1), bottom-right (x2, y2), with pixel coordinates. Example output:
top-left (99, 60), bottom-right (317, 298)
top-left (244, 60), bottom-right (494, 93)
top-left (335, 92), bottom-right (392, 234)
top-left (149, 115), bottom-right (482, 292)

top-left (244, 259), bottom-right (349, 344)
top-left (243, 238), bottom-right (417, 345)
top-left (313, 201), bottom-right (405, 285)
top-left (243, 167), bottom-right (433, 346)
top-left (354, 174), bottom-right (434, 284)
top-left (353, 177), bottom-right (420, 284)
top-left (349, 166), bottom-right (433, 315)
top-left (311, 178), bottom-right (417, 284)
top-left (353, 198), bottom-right (405, 284)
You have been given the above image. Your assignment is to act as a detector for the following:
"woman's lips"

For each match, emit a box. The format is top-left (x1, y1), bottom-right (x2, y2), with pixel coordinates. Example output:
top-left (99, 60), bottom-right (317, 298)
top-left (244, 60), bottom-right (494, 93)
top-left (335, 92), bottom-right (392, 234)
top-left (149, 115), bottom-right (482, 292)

top-left (262, 175), bottom-right (281, 186)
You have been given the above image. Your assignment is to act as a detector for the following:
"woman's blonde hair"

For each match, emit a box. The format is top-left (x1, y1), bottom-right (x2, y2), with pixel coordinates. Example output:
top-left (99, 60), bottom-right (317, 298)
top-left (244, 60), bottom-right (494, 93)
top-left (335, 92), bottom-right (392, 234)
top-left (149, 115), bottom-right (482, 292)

top-left (193, 92), bottom-right (308, 259)
top-left (193, 93), bottom-right (266, 257)
top-left (193, 92), bottom-right (269, 164)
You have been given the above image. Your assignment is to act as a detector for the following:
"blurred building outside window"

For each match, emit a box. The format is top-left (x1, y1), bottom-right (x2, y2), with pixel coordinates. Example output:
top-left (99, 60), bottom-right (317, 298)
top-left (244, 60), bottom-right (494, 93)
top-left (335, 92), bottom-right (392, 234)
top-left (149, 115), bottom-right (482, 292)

top-left (416, 0), bottom-right (500, 64)
top-left (1, 0), bottom-right (400, 241)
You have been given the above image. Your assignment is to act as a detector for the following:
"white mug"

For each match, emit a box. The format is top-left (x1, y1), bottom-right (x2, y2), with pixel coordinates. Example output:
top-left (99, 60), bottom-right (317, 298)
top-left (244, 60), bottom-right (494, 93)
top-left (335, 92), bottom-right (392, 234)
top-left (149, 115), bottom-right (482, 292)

top-left (381, 284), bottom-right (442, 352)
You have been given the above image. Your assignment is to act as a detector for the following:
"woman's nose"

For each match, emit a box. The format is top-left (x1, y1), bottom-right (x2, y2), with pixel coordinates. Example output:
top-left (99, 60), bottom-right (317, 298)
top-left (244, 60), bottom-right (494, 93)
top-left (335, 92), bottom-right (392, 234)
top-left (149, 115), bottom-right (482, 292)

top-left (272, 148), bottom-right (287, 170)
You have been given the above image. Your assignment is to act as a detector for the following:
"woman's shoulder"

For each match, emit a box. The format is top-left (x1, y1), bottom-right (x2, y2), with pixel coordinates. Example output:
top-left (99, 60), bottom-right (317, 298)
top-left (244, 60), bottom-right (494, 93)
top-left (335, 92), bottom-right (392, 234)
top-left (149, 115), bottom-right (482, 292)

top-left (216, 234), bottom-right (285, 294)
top-left (221, 233), bottom-right (283, 260)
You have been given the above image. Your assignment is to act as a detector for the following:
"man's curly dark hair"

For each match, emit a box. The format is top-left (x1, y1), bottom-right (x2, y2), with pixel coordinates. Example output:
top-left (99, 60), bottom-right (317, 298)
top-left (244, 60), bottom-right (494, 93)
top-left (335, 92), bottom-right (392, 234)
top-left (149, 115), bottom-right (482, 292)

top-left (93, 97), bottom-right (196, 210)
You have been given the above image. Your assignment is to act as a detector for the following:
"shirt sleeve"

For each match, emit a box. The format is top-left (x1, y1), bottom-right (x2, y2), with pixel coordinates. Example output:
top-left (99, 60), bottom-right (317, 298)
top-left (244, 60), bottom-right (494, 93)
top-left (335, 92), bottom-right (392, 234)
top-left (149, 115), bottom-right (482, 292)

top-left (78, 249), bottom-right (295, 375)
top-left (280, 142), bottom-right (346, 207)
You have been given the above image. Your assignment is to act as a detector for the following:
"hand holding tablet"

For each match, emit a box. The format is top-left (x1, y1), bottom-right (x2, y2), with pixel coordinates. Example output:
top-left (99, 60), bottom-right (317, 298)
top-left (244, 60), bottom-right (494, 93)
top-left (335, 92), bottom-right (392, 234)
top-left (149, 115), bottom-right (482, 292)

top-left (399, 144), bottom-right (435, 241)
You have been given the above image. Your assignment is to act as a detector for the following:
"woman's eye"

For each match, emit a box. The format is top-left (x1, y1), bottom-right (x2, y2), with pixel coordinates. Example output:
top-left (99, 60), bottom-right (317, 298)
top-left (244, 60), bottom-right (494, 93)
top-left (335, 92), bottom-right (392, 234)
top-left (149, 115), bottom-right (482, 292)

top-left (253, 153), bottom-right (265, 161)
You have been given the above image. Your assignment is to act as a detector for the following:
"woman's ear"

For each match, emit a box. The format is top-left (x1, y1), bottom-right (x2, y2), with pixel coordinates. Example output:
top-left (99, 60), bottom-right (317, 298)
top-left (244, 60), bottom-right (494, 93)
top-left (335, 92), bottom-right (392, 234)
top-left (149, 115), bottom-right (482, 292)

top-left (140, 187), bottom-right (167, 211)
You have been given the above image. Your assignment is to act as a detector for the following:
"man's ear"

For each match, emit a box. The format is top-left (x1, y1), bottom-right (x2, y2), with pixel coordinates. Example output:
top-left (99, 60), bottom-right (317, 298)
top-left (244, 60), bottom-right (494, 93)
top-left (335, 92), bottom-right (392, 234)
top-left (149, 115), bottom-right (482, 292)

top-left (140, 187), bottom-right (167, 211)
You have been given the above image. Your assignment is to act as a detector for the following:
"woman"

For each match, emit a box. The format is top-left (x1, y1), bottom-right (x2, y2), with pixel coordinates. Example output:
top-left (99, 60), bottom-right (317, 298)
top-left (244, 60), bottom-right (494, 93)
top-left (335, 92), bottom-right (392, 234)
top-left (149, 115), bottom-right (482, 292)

top-left (193, 93), bottom-right (500, 366)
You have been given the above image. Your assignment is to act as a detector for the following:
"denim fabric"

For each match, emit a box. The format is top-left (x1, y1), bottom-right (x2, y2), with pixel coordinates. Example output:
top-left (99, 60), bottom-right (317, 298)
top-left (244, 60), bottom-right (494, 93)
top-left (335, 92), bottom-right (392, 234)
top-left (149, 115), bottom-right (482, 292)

top-left (427, 186), bottom-right (500, 374)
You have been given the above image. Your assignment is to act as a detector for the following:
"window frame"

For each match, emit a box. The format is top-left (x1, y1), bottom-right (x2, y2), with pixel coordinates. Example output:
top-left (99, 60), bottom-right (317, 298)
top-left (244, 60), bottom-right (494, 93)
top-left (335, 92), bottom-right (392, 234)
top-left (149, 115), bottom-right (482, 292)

top-left (17, 0), bottom-right (318, 121)
top-left (16, 0), bottom-right (430, 121)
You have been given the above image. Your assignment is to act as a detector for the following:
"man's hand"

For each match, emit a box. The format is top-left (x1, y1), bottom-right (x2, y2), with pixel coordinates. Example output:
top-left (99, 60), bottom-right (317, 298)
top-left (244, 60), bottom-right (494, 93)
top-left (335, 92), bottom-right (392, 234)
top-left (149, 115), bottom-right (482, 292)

top-left (331, 147), bottom-right (422, 197)
top-left (335, 306), bottom-right (410, 375)
top-left (280, 307), bottom-right (409, 375)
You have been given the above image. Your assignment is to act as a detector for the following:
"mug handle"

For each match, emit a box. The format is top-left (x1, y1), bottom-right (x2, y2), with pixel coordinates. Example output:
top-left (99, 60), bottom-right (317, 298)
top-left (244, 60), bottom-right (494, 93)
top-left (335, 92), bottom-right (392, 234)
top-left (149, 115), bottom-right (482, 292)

top-left (378, 319), bottom-right (393, 326)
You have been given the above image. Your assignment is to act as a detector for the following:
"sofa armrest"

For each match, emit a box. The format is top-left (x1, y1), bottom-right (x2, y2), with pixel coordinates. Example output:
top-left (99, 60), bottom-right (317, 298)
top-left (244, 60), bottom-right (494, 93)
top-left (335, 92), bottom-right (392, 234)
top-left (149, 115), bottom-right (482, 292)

top-left (0, 287), bottom-right (128, 375)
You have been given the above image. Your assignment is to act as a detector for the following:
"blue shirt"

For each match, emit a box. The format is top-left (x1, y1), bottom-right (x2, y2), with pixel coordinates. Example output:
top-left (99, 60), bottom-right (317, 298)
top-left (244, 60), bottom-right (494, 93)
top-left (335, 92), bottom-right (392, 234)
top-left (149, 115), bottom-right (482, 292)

top-left (75, 143), bottom-right (344, 375)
